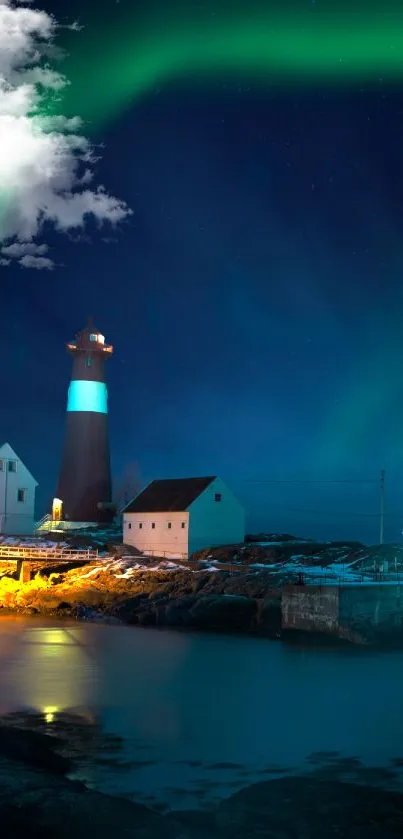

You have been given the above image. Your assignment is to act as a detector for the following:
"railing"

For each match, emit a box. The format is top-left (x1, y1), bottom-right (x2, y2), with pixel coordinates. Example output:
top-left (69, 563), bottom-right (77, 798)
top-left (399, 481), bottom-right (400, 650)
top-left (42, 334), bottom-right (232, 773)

top-left (0, 545), bottom-right (98, 561)
top-left (35, 513), bottom-right (52, 529)
top-left (286, 571), bottom-right (403, 587)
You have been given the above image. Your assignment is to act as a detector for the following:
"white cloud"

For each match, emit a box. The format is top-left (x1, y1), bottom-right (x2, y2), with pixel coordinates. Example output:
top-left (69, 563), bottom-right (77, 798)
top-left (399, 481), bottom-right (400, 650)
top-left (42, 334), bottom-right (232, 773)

top-left (0, 0), bottom-right (132, 270)
top-left (20, 254), bottom-right (54, 269)
top-left (2, 241), bottom-right (48, 256)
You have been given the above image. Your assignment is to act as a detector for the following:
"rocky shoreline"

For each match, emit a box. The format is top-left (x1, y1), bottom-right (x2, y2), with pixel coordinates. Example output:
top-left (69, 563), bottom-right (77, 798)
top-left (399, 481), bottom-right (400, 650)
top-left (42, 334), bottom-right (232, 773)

top-left (0, 714), bottom-right (403, 837)
top-left (0, 562), bottom-right (283, 637)
top-left (2, 536), bottom-right (403, 644)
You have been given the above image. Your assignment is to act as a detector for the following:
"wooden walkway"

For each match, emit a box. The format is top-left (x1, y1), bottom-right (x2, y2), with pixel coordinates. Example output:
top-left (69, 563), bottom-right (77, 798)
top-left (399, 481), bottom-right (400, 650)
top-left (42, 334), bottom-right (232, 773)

top-left (0, 545), bottom-right (98, 561)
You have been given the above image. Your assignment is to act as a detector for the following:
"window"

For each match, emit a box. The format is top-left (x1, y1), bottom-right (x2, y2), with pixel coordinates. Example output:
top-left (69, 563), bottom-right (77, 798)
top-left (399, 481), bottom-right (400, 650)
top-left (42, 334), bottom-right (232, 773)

top-left (181, 522), bottom-right (186, 529)
top-left (8, 460), bottom-right (17, 473)
top-left (167, 522), bottom-right (172, 529)
top-left (85, 355), bottom-right (92, 368)
top-left (0, 460), bottom-right (3, 471)
top-left (139, 522), bottom-right (143, 529)
top-left (128, 522), bottom-right (132, 530)
top-left (214, 493), bottom-right (222, 502)
top-left (90, 333), bottom-right (105, 344)
top-left (151, 523), bottom-right (155, 529)
top-left (17, 488), bottom-right (26, 503)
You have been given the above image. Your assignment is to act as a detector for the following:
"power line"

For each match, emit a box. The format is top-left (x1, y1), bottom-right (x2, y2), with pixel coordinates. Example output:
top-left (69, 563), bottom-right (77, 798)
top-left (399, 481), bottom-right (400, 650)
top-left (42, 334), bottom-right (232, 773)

top-left (243, 479), bottom-right (379, 484)
top-left (287, 507), bottom-right (403, 519)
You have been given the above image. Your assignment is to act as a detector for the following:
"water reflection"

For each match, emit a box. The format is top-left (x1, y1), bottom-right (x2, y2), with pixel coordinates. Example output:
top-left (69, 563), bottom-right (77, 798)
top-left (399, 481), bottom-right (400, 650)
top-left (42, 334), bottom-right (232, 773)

top-left (1, 617), bottom-right (403, 809)
top-left (0, 618), bottom-right (100, 715)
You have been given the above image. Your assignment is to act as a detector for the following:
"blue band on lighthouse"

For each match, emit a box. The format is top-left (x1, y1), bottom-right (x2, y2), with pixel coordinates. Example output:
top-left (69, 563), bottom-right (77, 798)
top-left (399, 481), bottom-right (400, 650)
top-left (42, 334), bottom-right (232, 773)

top-left (67, 380), bottom-right (108, 413)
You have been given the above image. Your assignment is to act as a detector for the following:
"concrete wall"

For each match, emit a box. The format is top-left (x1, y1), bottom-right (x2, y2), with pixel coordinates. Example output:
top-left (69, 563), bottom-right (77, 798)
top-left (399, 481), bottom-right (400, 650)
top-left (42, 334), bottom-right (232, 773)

top-left (0, 443), bottom-right (37, 535)
top-left (339, 584), bottom-right (403, 636)
top-left (123, 511), bottom-right (189, 557)
top-left (188, 477), bottom-right (245, 555)
top-left (282, 585), bottom-right (340, 634)
top-left (282, 583), bottom-right (403, 643)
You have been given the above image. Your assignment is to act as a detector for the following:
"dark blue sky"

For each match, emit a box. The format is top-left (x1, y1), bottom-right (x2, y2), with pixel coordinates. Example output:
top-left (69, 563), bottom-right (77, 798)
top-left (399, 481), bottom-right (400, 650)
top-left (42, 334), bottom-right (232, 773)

top-left (2, 0), bottom-right (403, 542)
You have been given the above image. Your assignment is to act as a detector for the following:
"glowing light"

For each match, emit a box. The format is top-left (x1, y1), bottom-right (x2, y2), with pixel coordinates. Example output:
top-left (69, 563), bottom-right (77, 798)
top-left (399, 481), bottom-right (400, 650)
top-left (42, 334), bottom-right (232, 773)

top-left (44, 705), bottom-right (58, 723)
top-left (52, 497), bottom-right (63, 522)
top-left (56, 7), bottom-right (403, 128)
top-left (67, 380), bottom-right (108, 414)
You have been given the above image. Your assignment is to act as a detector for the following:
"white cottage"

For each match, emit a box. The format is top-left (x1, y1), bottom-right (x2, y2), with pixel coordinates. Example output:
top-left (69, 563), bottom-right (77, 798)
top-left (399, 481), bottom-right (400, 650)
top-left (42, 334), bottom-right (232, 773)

top-left (123, 476), bottom-right (245, 559)
top-left (0, 443), bottom-right (38, 535)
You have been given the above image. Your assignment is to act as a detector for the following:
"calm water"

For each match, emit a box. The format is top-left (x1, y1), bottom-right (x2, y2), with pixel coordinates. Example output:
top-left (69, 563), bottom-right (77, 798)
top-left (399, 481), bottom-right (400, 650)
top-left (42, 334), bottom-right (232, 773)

top-left (0, 616), bottom-right (403, 809)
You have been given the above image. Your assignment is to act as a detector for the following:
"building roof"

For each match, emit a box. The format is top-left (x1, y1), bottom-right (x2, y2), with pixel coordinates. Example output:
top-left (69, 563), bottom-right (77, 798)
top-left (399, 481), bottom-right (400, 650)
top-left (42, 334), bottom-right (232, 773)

top-left (124, 477), bottom-right (216, 513)
top-left (0, 442), bottom-right (38, 485)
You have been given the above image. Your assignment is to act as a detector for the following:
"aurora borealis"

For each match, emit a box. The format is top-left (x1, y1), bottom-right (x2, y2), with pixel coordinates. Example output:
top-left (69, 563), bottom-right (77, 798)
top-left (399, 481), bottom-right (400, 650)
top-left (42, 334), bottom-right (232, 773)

top-left (2, 0), bottom-right (403, 541)
top-left (57, 2), bottom-right (403, 126)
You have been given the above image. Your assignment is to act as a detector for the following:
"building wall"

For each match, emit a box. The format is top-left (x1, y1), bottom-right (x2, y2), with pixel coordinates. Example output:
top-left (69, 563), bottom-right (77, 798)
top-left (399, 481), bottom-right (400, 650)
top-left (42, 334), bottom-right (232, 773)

top-left (281, 585), bottom-right (340, 634)
top-left (123, 511), bottom-right (189, 557)
top-left (281, 583), bottom-right (403, 643)
top-left (0, 443), bottom-right (37, 535)
top-left (339, 584), bottom-right (403, 635)
top-left (188, 477), bottom-right (245, 555)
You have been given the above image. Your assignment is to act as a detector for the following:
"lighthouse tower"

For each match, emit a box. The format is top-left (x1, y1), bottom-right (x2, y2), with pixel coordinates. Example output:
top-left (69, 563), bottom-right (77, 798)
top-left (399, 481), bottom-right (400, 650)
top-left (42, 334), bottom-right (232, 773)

top-left (55, 319), bottom-right (114, 525)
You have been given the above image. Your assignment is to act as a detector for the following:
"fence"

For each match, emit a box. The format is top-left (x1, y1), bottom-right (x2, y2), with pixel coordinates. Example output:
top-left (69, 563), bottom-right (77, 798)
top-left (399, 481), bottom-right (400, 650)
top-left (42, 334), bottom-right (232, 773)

top-left (291, 571), bottom-right (403, 587)
top-left (0, 545), bottom-right (98, 561)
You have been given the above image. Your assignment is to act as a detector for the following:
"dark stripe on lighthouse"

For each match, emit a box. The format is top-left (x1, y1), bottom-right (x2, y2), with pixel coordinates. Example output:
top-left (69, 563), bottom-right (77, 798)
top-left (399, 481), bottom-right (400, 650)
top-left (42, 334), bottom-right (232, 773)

top-left (56, 320), bottom-right (113, 523)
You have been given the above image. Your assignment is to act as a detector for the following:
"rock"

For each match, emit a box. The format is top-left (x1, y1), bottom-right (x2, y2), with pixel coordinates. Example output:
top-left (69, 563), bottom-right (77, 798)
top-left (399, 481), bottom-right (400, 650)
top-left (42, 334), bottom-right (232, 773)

top-left (136, 609), bottom-right (157, 627)
top-left (163, 595), bottom-right (199, 627)
top-left (56, 601), bottom-right (72, 611)
top-left (253, 598), bottom-right (282, 637)
top-left (189, 595), bottom-right (257, 632)
top-left (0, 725), bottom-right (72, 775)
top-left (71, 603), bottom-right (97, 621)
top-left (19, 606), bottom-right (39, 616)
top-left (49, 574), bottom-right (64, 585)
top-left (208, 777), bottom-right (403, 838)
top-left (0, 754), bottom-right (181, 838)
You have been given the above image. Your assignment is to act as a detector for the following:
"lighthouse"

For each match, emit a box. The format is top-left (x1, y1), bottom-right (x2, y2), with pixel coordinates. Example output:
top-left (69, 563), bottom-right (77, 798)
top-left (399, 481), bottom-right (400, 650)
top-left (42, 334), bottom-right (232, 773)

top-left (55, 319), bottom-right (114, 525)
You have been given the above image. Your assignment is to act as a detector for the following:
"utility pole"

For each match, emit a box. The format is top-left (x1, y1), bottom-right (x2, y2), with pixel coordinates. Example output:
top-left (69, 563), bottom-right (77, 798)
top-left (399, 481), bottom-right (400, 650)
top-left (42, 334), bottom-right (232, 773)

top-left (380, 469), bottom-right (385, 545)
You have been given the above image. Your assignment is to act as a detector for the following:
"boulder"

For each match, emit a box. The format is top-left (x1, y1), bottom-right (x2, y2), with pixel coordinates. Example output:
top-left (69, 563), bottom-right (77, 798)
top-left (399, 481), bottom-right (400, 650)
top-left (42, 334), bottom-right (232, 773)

top-left (0, 754), bottom-right (179, 839)
top-left (253, 598), bottom-right (282, 637)
top-left (210, 776), bottom-right (403, 839)
top-left (189, 594), bottom-right (257, 632)
top-left (162, 595), bottom-right (199, 627)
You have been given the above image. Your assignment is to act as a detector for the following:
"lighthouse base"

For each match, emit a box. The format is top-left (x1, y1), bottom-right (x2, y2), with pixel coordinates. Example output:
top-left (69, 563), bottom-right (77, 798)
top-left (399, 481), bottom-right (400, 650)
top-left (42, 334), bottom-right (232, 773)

top-left (50, 520), bottom-right (100, 532)
top-left (35, 517), bottom-right (109, 534)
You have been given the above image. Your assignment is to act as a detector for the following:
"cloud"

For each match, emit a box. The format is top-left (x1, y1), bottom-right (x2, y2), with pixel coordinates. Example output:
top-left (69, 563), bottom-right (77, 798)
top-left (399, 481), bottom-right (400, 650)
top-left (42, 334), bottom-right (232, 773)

top-left (20, 254), bottom-right (54, 269)
top-left (1, 242), bottom-right (49, 257)
top-left (0, 0), bottom-right (132, 269)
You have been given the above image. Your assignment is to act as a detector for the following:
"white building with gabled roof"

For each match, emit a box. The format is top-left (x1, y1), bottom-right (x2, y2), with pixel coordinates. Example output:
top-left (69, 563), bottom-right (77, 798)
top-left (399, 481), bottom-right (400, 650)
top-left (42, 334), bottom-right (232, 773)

top-left (123, 476), bottom-right (245, 559)
top-left (0, 443), bottom-right (38, 535)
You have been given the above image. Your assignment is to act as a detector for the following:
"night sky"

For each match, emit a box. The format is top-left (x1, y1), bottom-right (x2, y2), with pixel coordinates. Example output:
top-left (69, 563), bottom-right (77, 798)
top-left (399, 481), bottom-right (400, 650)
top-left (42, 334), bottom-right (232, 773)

top-left (2, 0), bottom-right (403, 542)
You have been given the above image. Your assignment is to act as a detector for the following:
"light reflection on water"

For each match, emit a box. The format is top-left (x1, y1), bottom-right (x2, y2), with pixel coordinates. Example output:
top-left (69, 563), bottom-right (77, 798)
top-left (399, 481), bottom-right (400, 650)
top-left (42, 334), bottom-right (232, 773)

top-left (1, 616), bottom-right (403, 809)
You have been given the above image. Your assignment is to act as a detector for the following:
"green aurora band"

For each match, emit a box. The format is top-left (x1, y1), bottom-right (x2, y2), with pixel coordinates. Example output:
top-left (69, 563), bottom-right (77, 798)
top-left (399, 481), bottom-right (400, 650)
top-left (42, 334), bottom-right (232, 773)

top-left (57, 7), bottom-right (403, 127)
top-left (5, 3), bottom-right (403, 470)
top-left (54, 2), bottom-right (403, 472)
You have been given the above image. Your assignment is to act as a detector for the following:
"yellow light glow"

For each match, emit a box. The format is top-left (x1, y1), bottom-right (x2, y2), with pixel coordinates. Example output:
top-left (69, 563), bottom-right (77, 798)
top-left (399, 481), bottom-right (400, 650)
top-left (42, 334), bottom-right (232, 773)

top-left (43, 705), bottom-right (58, 723)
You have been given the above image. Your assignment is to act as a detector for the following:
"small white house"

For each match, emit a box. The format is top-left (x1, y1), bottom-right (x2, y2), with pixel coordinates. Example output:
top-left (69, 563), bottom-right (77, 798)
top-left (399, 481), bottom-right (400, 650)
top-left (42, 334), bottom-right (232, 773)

top-left (0, 443), bottom-right (38, 535)
top-left (123, 476), bottom-right (245, 559)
